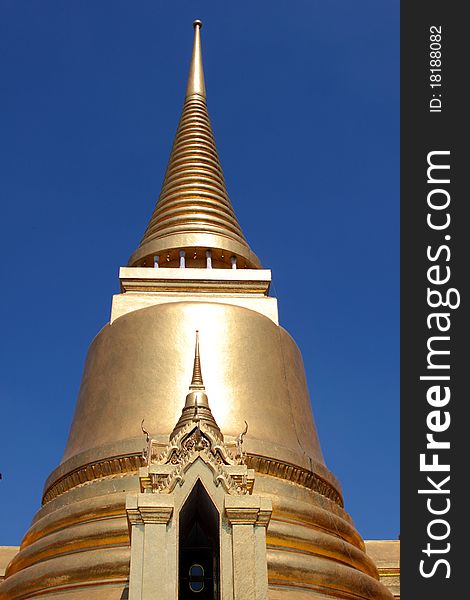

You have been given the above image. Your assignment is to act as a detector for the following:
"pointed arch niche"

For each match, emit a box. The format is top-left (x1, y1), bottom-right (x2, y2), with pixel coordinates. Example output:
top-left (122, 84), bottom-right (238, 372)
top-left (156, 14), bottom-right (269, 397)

top-left (179, 480), bottom-right (219, 600)
top-left (126, 430), bottom-right (272, 600)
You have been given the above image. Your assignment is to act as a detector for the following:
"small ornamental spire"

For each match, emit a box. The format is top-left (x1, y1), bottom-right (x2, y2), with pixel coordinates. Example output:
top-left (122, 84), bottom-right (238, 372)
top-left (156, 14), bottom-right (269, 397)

top-left (170, 330), bottom-right (222, 440)
top-left (190, 330), bottom-right (204, 389)
top-left (186, 20), bottom-right (206, 99)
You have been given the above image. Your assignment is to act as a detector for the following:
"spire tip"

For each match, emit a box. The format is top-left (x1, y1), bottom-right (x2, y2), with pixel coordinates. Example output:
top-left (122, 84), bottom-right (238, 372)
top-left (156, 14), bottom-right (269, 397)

top-left (191, 330), bottom-right (204, 388)
top-left (186, 18), bottom-right (206, 99)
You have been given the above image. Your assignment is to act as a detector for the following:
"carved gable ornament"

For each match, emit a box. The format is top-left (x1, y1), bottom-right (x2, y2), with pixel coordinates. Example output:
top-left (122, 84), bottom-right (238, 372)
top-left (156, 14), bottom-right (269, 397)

top-left (140, 420), bottom-right (255, 496)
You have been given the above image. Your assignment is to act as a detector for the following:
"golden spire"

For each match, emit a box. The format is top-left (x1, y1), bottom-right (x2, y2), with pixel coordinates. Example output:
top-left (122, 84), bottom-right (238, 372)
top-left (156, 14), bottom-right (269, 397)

top-left (171, 331), bottom-right (222, 440)
top-left (128, 20), bottom-right (261, 270)
top-left (185, 20), bottom-right (206, 99)
top-left (190, 330), bottom-right (204, 388)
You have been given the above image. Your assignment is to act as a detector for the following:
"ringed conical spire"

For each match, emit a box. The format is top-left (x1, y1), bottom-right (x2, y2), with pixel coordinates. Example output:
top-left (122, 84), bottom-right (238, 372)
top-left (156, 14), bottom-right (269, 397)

top-left (128, 20), bottom-right (261, 270)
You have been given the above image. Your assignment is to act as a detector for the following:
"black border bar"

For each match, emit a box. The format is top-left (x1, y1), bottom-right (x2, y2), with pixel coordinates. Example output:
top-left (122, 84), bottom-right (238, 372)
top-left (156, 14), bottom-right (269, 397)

top-left (401, 2), bottom-right (467, 597)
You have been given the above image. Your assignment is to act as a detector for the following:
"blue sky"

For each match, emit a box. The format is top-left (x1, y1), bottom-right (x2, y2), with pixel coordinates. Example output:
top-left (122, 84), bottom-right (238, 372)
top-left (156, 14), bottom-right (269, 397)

top-left (0, 1), bottom-right (399, 543)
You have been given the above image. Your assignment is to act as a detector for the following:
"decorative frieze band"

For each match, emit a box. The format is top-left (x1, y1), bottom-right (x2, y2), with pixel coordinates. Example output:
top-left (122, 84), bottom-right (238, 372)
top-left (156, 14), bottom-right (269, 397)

top-left (245, 455), bottom-right (343, 507)
top-left (42, 452), bottom-right (343, 507)
top-left (42, 454), bottom-right (143, 504)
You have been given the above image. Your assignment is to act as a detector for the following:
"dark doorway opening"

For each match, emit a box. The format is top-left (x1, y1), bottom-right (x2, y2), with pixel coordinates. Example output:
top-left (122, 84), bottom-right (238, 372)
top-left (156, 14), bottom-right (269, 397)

top-left (179, 480), bottom-right (220, 600)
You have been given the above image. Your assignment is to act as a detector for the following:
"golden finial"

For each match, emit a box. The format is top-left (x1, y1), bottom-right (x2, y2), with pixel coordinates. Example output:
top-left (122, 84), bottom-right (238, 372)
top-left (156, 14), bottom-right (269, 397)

top-left (170, 329), bottom-right (222, 440)
top-left (186, 19), bottom-right (206, 99)
top-left (190, 330), bottom-right (204, 388)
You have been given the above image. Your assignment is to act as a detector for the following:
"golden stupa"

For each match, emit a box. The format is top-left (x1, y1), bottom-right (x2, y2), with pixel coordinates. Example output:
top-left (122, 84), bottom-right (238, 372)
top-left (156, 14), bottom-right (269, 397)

top-left (0, 21), bottom-right (398, 600)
